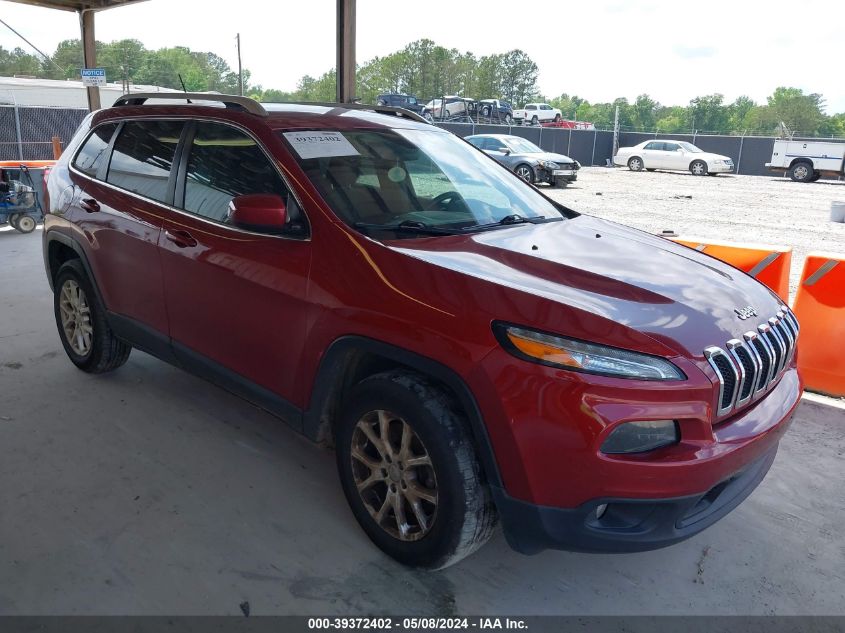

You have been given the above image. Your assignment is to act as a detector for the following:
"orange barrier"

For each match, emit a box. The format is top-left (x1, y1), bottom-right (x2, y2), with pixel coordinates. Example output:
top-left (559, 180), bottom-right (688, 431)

top-left (792, 253), bottom-right (845, 397)
top-left (672, 237), bottom-right (792, 301)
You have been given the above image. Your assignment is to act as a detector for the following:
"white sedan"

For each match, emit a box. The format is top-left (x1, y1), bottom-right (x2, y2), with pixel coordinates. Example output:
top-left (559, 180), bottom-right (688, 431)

top-left (613, 140), bottom-right (734, 176)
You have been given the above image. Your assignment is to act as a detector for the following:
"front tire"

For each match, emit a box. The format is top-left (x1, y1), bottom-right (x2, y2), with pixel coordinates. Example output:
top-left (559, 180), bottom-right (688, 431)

top-left (627, 156), bottom-right (644, 171)
top-left (505, 114), bottom-right (513, 125)
top-left (553, 114), bottom-right (562, 122)
top-left (690, 160), bottom-right (708, 176)
top-left (531, 115), bottom-right (539, 126)
top-left (53, 260), bottom-right (131, 373)
top-left (789, 161), bottom-right (813, 182)
top-left (336, 371), bottom-right (497, 569)
top-left (514, 164), bottom-right (535, 183)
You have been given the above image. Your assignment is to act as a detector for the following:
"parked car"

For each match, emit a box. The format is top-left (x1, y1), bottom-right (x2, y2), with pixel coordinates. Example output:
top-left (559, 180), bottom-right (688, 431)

top-left (466, 133), bottom-right (579, 186)
top-left (376, 93), bottom-right (424, 115)
top-left (44, 92), bottom-right (801, 570)
top-left (614, 140), bottom-right (734, 176)
top-left (479, 99), bottom-right (514, 124)
top-left (513, 103), bottom-right (562, 125)
top-left (766, 139), bottom-right (845, 182)
top-left (422, 96), bottom-right (474, 122)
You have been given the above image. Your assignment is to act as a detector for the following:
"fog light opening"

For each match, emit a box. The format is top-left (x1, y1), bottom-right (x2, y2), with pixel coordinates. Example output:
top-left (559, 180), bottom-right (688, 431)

top-left (601, 420), bottom-right (680, 454)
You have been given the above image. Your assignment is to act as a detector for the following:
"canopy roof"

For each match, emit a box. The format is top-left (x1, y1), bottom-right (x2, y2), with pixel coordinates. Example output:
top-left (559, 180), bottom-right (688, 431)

top-left (5, 0), bottom-right (148, 11)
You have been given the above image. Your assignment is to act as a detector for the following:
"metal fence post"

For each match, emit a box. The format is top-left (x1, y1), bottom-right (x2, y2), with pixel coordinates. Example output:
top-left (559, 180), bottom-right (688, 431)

top-left (567, 129), bottom-right (572, 156)
top-left (591, 129), bottom-right (597, 166)
top-left (736, 134), bottom-right (745, 176)
top-left (13, 103), bottom-right (24, 161)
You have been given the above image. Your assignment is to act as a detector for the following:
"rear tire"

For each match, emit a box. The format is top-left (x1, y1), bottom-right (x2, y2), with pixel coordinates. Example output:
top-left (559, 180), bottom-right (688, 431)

top-left (15, 215), bottom-right (36, 233)
top-left (627, 156), bottom-right (644, 172)
top-left (810, 171), bottom-right (822, 182)
top-left (53, 259), bottom-right (131, 373)
top-left (531, 115), bottom-right (539, 125)
top-left (789, 162), bottom-right (813, 182)
top-left (335, 371), bottom-right (497, 569)
top-left (690, 160), bottom-right (708, 176)
top-left (553, 114), bottom-right (562, 122)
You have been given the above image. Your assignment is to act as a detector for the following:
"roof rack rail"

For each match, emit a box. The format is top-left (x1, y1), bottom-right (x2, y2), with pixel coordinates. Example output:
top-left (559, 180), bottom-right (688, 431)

top-left (281, 101), bottom-right (429, 124)
top-left (112, 92), bottom-right (268, 116)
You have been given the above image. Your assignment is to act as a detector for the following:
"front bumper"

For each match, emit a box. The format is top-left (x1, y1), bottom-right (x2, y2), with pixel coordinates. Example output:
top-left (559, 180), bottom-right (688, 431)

top-left (710, 162), bottom-right (735, 173)
top-left (493, 444), bottom-right (778, 554)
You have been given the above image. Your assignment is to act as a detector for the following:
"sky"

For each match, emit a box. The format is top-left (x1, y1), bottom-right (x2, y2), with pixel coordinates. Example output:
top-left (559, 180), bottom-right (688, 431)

top-left (1, 0), bottom-right (844, 113)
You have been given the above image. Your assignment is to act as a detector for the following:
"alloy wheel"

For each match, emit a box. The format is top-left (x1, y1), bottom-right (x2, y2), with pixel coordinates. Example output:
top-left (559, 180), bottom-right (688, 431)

top-left (59, 279), bottom-right (93, 356)
top-left (516, 166), bottom-right (533, 182)
top-left (350, 409), bottom-right (438, 541)
top-left (794, 165), bottom-right (809, 180)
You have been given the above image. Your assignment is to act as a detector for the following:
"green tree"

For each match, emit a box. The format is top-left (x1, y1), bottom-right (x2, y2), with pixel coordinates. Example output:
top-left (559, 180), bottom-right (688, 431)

top-left (687, 94), bottom-right (729, 133)
top-left (766, 87), bottom-right (826, 135)
top-left (631, 94), bottom-right (658, 131)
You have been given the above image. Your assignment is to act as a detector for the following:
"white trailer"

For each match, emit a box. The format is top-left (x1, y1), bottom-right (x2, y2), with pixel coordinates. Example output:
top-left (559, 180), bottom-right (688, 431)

top-left (766, 139), bottom-right (845, 182)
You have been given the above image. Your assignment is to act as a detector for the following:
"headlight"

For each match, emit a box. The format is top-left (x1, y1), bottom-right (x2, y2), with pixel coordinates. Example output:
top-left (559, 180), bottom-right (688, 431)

top-left (493, 323), bottom-right (685, 380)
top-left (541, 160), bottom-right (560, 170)
top-left (574, 160), bottom-right (581, 169)
top-left (601, 420), bottom-right (680, 454)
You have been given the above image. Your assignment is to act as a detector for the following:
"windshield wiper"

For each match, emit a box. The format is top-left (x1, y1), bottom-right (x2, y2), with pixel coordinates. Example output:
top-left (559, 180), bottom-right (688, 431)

top-left (464, 214), bottom-right (563, 232)
top-left (354, 220), bottom-right (463, 236)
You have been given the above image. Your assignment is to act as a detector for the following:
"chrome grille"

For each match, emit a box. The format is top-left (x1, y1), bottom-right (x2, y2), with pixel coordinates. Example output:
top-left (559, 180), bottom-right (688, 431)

top-left (704, 307), bottom-right (799, 419)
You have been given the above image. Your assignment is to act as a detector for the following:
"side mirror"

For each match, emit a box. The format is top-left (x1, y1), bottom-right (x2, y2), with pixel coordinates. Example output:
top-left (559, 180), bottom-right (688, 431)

top-left (228, 193), bottom-right (287, 234)
top-left (499, 148), bottom-right (511, 155)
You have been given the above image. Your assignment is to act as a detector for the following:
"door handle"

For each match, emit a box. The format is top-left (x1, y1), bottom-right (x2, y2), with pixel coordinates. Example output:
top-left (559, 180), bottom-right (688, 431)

top-left (164, 229), bottom-right (198, 248)
top-left (80, 198), bottom-right (100, 213)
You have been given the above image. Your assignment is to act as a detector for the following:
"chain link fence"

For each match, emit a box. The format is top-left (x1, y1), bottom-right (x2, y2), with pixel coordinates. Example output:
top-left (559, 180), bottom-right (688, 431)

top-left (0, 105), bottom-right (87, 161)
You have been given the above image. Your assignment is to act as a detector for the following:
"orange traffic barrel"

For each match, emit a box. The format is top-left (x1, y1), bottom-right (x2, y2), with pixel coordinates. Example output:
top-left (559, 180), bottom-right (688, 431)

top-left (672, 237), bottom-right (792, 301)
top-left (792, 253), bottom-right (845, 397)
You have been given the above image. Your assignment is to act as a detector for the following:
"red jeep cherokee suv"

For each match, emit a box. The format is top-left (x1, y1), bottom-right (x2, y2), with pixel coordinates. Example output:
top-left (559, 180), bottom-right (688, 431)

top-left (43, 93), bottom-right (802, 569)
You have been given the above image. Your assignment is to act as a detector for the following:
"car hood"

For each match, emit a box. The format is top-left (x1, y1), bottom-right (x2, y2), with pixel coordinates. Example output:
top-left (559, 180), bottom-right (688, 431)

top-left (521, 151), bottom-right (576, 165)
top-left (388, 216), bottom-right (783, 358)
top-left (693, 152), bottom-right (731, 162)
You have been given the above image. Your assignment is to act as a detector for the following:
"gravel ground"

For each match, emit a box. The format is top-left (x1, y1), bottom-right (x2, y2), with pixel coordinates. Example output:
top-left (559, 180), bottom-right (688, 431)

top-left (545, 168), bottom-right (845, 301)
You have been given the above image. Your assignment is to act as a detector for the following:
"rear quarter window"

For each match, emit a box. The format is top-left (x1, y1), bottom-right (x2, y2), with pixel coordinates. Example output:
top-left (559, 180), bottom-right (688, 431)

top-left (72, 123), bottom-right (117, 177)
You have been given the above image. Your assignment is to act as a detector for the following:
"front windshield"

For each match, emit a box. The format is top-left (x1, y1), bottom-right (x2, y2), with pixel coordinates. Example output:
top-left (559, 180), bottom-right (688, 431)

top-left (504, 137), bottom-right (542, 154)
top-left (284, 128), bottom-right (565, 235)
top-left (678, 141), bottom-right (703, 153)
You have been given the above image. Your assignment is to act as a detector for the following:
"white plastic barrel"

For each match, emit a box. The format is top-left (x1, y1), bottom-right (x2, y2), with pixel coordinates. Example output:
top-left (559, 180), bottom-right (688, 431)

top-left (832, 201), bottom-right (845, 223)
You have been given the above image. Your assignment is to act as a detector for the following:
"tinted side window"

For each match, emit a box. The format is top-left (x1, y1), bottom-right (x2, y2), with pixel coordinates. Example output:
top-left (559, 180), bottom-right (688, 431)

top-left (106, 120), bottom-right (183, 203)
top-left (487, 138), bottom-right (506, 150)
top-left (468, 137), bottom-right (486, 149)
top-left (664, 143), bottom-right (680, 152)
top-left (73, 123), bottom-right (117, 177)
top-left (183, 122), bottom-right (290, 224)
top-left (526, 105), bottom-right (537, 110)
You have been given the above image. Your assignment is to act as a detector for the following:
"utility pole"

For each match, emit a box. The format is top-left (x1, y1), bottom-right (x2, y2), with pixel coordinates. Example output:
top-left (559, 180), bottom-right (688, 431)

top-left (236, 33), bottom-right (243, 96)
top-left (612, 105), bottom-right (620, 159)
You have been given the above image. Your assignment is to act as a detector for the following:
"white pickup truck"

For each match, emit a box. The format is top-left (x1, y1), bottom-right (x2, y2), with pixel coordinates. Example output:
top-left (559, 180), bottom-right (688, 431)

top-left (514, 103), bottom-right (562, 125)
top-left (766, 139), bottom-right (845, 182)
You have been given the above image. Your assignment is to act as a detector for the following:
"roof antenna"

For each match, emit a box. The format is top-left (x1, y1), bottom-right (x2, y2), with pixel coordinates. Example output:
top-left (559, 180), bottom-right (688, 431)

top-left (178, 74), bottom-right (192, 104)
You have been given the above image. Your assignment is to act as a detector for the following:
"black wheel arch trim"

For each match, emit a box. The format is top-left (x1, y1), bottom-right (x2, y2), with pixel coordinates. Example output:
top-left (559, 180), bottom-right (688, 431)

top-left (44, 230), bottom-right (104, 306)
top-left (304, 335), bottom-right (504, 488)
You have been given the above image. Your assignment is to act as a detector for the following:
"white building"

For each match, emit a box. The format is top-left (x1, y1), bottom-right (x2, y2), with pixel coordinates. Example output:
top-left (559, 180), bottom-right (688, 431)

top-left (0, 76), bottom-right (180, 109)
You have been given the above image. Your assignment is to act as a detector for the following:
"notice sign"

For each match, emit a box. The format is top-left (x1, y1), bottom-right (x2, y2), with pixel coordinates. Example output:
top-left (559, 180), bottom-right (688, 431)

top-left (283, 131), bottom-right (359, 159)
top-left (80, 68), bottom-right (106, 86)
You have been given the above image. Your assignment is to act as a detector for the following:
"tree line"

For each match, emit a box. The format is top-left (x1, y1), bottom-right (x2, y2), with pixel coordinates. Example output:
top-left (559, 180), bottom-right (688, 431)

top-left (2, 38), bottom-right (843, 137)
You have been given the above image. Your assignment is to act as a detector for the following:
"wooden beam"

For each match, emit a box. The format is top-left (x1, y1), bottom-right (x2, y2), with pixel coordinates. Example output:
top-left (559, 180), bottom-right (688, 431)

top-left (79, 8), bottom-right (101, 111)
top-left (336, 0), bottom-right (356, 103)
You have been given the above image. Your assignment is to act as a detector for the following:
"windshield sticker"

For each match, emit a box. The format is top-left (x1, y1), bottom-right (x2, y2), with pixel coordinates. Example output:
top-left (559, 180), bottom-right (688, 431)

top-left (283, 131), bottom-right (360, 159)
